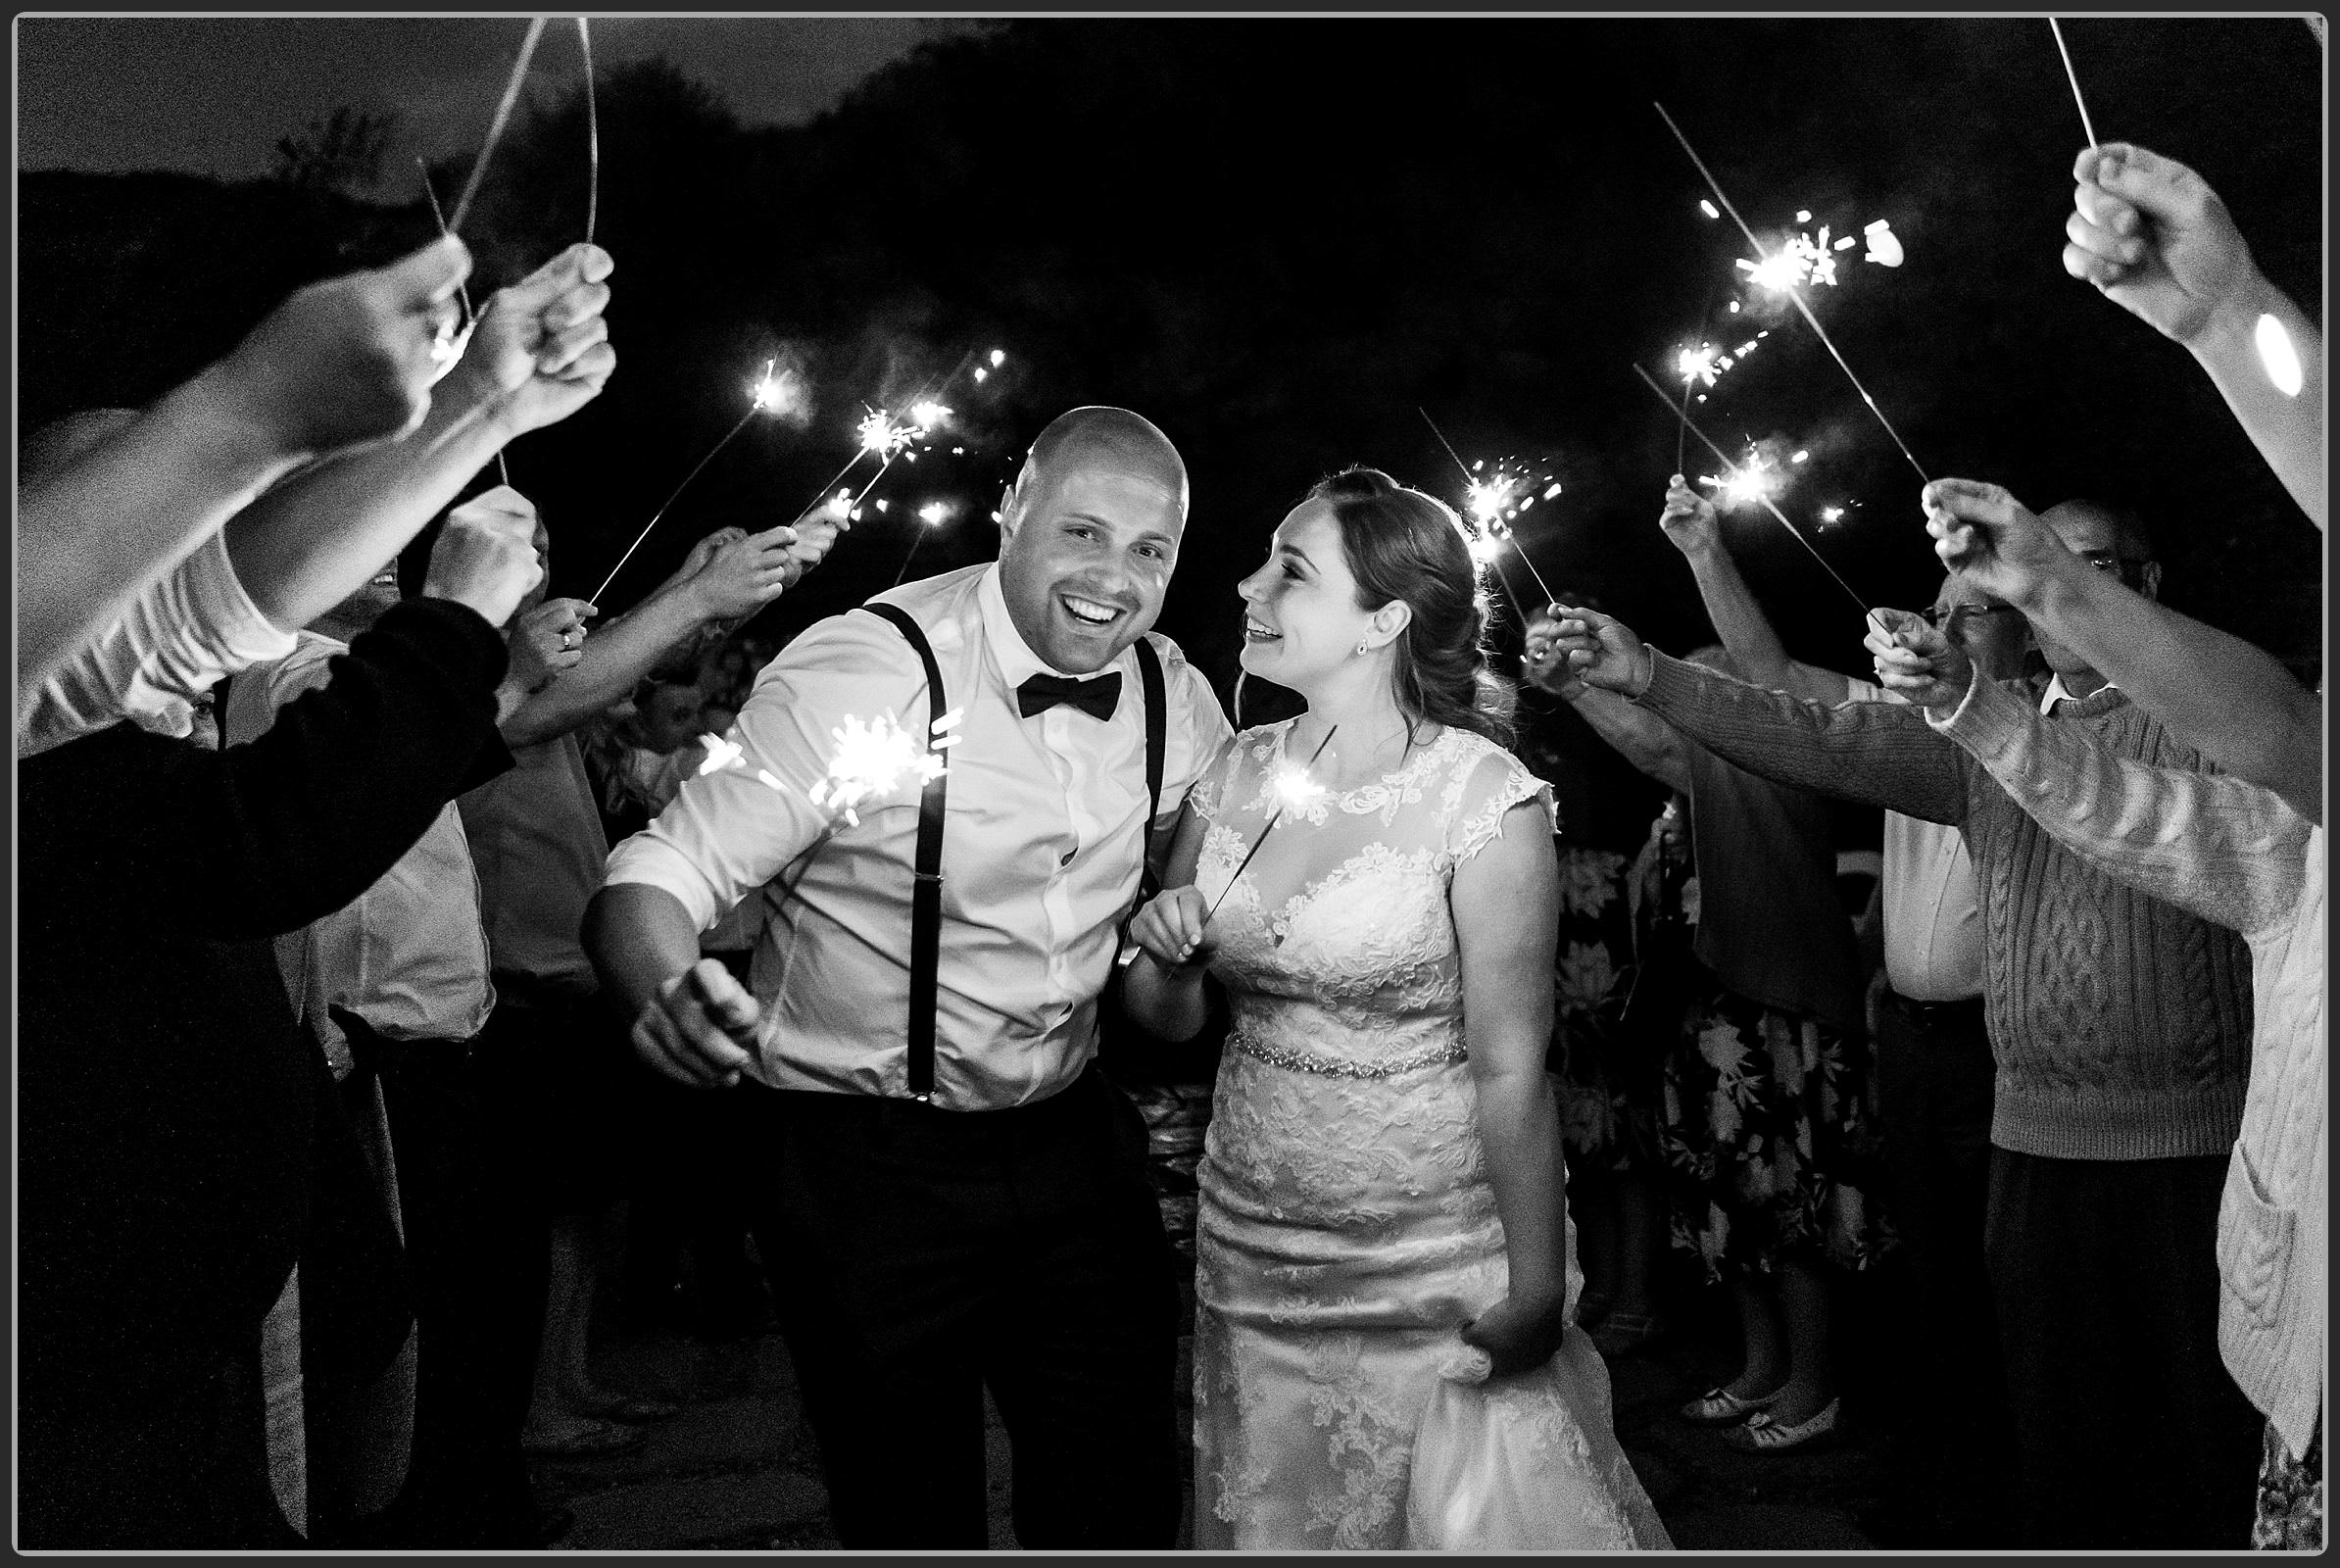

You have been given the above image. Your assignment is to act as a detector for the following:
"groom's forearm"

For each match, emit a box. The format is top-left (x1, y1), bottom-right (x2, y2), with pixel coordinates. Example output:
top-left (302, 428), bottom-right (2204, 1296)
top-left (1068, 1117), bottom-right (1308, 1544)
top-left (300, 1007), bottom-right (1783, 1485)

top-left (586, 882), bottom-right (706, 1029)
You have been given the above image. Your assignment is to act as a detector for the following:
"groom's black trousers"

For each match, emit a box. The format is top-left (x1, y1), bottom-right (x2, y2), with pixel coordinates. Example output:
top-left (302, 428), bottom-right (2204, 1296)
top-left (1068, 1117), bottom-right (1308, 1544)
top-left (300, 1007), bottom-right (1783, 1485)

top-left (733, 1064), bottom-right (1183, 1549)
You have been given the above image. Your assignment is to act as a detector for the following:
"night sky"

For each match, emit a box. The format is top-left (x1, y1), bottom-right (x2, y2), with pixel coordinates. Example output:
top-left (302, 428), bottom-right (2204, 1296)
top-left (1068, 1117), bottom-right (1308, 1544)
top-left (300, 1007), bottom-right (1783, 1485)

top-left (16, 16), bottom-right (2325, 710)
top-left (17, 17), bottom-right (986, 178)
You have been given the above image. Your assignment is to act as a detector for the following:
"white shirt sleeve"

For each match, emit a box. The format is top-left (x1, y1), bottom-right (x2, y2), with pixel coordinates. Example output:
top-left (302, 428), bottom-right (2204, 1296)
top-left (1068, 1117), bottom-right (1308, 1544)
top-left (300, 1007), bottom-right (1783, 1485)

top-left (605, 611), bottom-right (929, 933)
top-left (18, 530), bottom-right (297, 757)
top-left (1154, 633), bottom-right (1236, 826)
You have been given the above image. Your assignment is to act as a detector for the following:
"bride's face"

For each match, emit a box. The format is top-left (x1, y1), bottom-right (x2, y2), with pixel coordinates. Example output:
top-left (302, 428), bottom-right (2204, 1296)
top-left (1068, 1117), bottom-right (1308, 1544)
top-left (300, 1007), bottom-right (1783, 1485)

top-left (1237, 499), bottom-right (1380, 688)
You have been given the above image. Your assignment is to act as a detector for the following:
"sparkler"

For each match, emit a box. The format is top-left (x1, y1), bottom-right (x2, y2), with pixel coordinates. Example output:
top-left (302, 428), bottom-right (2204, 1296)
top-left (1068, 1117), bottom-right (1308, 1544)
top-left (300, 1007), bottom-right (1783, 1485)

top-left (1654, 102), bottom-right (1931, 488)
top-left (448, 17), bottom-right (549, 236)
top-left (416, 161), bottom-right (508, 489)
top-left (577, 18), bottom-right (599, 245)
top-left (691, 707), bottom-right (965, 919)
top-left (1417, 409), bottom-right (1561, 610)
top-left (592, 359), bottom-right (789, 604)
top-left (1698, 446), bottom-right (1781, 511)
top-left (1202, 725), bottom-right (1340, 924)
top-left (890, 500), bottom-right (955, 586)
top-left (2048, 19), bottom-right (2099, 150)
top-left (1633, 362), bottom-right (1878, 626)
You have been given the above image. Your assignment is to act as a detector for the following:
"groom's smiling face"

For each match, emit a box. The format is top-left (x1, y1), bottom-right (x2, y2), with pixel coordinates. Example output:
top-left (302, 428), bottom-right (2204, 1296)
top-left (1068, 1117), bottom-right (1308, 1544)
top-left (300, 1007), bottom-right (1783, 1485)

top-left (997, 462), bottom-right (1185, 675)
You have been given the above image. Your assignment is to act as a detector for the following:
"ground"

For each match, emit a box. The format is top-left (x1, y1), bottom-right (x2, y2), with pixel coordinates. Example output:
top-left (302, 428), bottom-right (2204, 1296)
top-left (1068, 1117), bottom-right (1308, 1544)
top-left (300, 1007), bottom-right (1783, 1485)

top-left (527, 1268), bottom-right (1926, 1551)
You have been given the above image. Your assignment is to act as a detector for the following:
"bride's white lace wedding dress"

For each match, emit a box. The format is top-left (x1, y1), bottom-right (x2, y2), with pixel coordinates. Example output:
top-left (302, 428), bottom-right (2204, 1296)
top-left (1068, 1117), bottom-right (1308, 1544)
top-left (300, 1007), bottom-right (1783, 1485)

top-left (1188, 720), bottom-right (1673, 1551)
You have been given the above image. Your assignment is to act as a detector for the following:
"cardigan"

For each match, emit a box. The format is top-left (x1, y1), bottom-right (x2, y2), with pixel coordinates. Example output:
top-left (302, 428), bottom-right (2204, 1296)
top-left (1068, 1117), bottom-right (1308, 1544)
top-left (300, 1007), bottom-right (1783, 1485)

top-left (1933, 666), bottom-right (2324, 1457)
top-left (1634, 651), bottom-right (2253, 1162)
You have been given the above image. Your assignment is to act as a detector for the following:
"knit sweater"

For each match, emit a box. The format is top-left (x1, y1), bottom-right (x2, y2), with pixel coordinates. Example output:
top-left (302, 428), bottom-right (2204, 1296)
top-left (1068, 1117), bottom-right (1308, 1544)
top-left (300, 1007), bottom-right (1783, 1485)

top-left (1932, 668), bottom-right (2324, 1457)
top-left (1635, 651), bottom-right (2253, 1161)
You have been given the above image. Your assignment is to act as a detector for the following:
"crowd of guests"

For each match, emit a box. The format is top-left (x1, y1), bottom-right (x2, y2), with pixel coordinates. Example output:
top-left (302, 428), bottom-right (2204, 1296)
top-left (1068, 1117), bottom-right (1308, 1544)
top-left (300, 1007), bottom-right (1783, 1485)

top-left (1513, 141), bottom-right (2322, 1551)
top-left (15, 138), bottom-right (2320, 1552)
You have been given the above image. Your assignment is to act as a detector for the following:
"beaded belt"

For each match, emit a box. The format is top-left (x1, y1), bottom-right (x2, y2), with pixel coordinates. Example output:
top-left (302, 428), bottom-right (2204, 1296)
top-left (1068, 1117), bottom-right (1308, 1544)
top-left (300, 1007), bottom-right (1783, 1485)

top-left (1227, 1030), bottom-right (1468, 1080)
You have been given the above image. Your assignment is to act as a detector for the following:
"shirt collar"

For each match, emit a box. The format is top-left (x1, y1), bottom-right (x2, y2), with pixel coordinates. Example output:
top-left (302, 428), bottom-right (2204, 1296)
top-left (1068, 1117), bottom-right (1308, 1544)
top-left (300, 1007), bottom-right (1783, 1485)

top-left (975, 562), bottom-right (1131, 688)
top-left (2040, 671), bottom-right (2121, 713)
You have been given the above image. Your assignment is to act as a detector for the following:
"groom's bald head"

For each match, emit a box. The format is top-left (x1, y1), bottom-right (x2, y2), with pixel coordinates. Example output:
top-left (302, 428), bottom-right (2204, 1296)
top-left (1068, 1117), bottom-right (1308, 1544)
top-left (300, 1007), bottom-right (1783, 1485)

top-left (1008, 406), bottom-right (1189, 522)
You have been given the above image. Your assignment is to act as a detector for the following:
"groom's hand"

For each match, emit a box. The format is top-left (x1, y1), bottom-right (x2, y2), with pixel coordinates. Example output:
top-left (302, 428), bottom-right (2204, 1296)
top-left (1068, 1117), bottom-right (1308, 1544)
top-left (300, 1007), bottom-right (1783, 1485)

top-left (1460, 1290), bottom-right (1571, 1379)
top-left (632, 956), bottom-right (760, 1088)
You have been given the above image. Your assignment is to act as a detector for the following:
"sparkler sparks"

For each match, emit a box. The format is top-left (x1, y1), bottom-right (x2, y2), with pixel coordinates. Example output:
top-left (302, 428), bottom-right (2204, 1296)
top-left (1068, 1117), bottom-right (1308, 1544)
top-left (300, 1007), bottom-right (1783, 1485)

top-left (807, 712), bottom-right (952, 827)
top-left (592, 357), bottom-right (788, 604)
top-left (1698, 447), bottom-right (1782, 510)
top-left (1655, 101), bottom-right (1931, 487)
top-left (1634, 362), bottom-right (1877, 625)
top-left (1202, 725), bottom-right (1340, 924)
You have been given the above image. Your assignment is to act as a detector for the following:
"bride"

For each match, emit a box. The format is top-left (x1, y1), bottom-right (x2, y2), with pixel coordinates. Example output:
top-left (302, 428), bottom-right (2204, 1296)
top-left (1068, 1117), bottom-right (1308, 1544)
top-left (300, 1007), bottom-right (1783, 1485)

top-left (1124, 468), bottom-right (1672, 1550)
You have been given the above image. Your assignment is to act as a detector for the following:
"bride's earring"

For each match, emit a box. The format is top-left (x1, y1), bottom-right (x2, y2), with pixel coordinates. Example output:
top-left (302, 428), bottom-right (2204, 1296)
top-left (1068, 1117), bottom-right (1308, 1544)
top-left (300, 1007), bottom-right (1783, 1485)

top-left (1356, 639), bottom-right (1370, 656)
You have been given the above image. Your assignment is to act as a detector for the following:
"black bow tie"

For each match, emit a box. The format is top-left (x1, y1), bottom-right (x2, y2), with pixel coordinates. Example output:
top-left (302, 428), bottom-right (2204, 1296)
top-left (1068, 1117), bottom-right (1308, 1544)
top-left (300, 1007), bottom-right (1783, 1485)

top-left (1017, 670), bottom-right (1122, 721)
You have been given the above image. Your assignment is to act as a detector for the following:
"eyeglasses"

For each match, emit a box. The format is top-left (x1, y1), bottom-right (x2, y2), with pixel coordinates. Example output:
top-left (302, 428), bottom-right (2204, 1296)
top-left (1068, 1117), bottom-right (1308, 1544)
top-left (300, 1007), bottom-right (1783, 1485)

top-left (2075, 551), bottom-right (2152, 589)
top-left (1922, 604), bottom-right (2020, 628)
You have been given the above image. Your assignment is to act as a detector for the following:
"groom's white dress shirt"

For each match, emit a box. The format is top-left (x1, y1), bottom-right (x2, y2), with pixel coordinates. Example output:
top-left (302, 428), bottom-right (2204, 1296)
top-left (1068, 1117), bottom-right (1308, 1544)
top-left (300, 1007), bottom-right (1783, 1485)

top-left (605, 563), bottom-right (1233, 1111)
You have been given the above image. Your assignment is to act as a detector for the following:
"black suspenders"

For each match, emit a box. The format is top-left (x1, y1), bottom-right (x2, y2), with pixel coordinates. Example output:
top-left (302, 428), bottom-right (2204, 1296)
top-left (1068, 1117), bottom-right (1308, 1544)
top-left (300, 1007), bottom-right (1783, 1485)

top-left (857, 604), bottom-right (1165, 1102)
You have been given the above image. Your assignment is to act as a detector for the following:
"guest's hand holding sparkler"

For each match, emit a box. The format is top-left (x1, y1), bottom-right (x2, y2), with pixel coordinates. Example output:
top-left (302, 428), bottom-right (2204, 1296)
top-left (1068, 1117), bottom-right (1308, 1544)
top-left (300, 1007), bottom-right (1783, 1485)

top-left (1518, 609), bottom-right (1584, 700)
top-left (1920, 478), bottom-right (2083, 612)
top-left (2067, 143), bottom-right (2259, 344)
top-left (508, 594), bottom-right (599, 692)
top-left (686, 523), bottom-right (802, 622)
top-left (216, 232), bottom-right (475, 459)
top-left (18, 234), bottom-right (476, 695)
top-left (1129, 885), bottom-right (1219, 973)
top-left (1863, 609), bottom-right (1974, 715)
top-left (420, 485), bottom-right (545, 629)
top-left (2067, 142), bottom-right (2322, 529)
top-left (441, 242), bottom-right (617, 440)
top-left (1655, 474), bottom-right (1724, 560)
top-left (1546, 607), bottom-right (1656, 699)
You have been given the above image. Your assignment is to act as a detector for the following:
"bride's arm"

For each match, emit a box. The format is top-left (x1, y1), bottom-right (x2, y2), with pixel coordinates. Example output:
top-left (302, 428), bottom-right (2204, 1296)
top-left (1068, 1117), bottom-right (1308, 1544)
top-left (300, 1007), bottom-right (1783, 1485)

top-left (1454, 796), bottom-right (1571, 1376)
top-left (1119, 800), bottom-right (1217, 1043)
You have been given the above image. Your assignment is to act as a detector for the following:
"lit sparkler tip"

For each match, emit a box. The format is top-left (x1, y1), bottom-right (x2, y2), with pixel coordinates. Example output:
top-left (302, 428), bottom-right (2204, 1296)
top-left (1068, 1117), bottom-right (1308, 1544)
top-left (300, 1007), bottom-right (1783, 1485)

top-left (1272, 765), bottom-right (1330, 812)
top-left (1820, 506), bottom-right (1845, 524)
top-left (908, 399), bottom-right (952, 431)
top-left (856, 407), bottom-right (917, 457)
top-left (809, 711), bottom-right (948, 821)
top-left (917, 501), bottom-right (951, 525)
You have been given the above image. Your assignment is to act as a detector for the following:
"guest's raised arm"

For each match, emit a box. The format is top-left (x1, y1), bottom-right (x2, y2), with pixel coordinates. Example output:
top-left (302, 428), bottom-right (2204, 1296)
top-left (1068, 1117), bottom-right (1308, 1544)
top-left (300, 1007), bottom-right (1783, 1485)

top-left (1654, 476), bottom-right (1855, 704)
top-left (2066, 143), bottom-right (2323, 529)
top-left (17, 234), bottom-right (471, 697)
top-left (1923, 477), bottom-right (2319, 822)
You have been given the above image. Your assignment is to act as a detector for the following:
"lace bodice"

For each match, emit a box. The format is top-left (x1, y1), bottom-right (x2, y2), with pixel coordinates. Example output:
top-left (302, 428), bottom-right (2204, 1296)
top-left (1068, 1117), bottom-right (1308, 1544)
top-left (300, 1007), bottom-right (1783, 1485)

top-left (1194, 720), bottom-right (1556, 1069)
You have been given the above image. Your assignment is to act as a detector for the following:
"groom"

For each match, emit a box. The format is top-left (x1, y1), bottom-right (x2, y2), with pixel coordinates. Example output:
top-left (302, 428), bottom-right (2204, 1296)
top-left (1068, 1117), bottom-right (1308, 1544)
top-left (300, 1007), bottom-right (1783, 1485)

top-left (586, 407), bottom-right (1233, 1548)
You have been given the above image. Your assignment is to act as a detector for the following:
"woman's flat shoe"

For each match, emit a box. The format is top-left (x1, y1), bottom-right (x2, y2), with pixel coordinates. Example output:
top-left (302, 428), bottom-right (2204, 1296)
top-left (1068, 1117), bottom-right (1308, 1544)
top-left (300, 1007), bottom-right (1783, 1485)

top-left (1721, 1396), bottom-right (1841, 1453)
top-left (1680, 1383), bottom-right (1785, 1425)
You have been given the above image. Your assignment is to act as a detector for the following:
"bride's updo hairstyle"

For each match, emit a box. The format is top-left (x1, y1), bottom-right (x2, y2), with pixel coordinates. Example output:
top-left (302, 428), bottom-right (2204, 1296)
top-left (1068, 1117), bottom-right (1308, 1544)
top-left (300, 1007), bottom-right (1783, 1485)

top-left (1309, 466), bottom-right (1517, 749)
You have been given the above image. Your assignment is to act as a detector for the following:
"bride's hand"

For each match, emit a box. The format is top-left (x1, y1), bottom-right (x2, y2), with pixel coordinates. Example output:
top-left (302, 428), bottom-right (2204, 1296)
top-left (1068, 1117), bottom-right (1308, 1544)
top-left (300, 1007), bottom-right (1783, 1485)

top-left (1130, 885), bottom-right (1216, 972)
top-left (1459, 1290), bottom-right (1570, 1379)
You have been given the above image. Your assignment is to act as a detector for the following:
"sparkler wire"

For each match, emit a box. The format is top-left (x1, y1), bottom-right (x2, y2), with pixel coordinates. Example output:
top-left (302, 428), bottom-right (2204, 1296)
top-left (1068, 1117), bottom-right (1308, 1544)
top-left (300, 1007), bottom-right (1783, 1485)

top-left (417, 160), bottom-right (511, 489)
top-left (592, 359), bottom-right (776, 604)
top-left (2048, 19), bottom-right (2099, 150)
top-left (1416, 407), bottom-right (1562, 609)
top-left (1653, 102), bottom-right (1931, 488)
top-left (1202, 725), bottom-right (1340, 925)
top-left (449, 17), bottom-right (549, 236)
top-left (578, 18), bottom-right (600, 245)
top-left (1631, 363), bottom-right (1879, 627)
